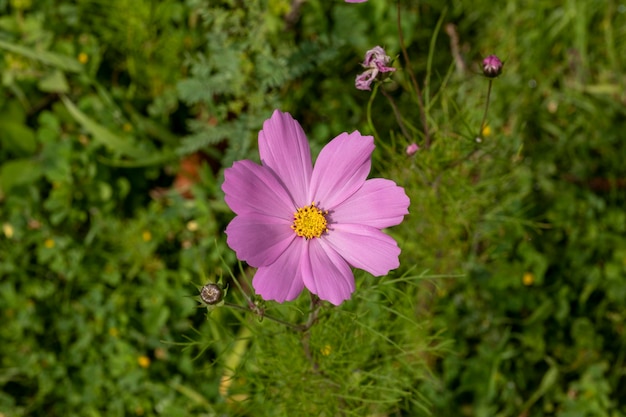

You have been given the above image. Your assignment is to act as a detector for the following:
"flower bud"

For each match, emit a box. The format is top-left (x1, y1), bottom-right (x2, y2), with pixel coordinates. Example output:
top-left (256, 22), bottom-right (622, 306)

top-left (482, 55), bottom-right (503, 78)
top-left (406, 143), bottom-right (419, 156)
top-left (200, 283), bottom-right (223, 305)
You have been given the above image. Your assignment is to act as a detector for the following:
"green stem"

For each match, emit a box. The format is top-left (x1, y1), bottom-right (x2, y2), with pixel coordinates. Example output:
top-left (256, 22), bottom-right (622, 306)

top-left (223, 302), bottom-right (301, 331)
top-left (479, 79), bottom-right (493, 139)
top-left (380, 87), bottom-right (411, 140)
top-left (366, 83), bottom-right (380, 140)
top-left (397, 0), bottom-right (430, 147)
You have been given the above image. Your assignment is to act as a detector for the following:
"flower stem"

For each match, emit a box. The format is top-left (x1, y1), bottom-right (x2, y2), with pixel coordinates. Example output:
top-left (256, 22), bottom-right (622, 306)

top-left (479, 79), bottom-right (493, 139)
top-left (366, 83), bottom-right (380, 140)
top-left (300, 295), bottom-right (322, 371)
top-left (396, 0), bottom-right (430, 148)
top-left (380, 87), bottom-right (411, 141)
top-left (224, 301), bottom-right (303, 331)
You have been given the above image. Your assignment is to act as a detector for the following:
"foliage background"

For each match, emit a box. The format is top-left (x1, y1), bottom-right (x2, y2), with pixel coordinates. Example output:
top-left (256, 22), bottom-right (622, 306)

top-left (1, 0), bottom-right (625, 416)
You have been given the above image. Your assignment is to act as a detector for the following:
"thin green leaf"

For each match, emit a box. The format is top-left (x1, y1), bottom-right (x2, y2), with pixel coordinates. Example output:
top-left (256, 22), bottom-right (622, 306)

top-left (61, 95), bottom-right (144, 157)
top-left (0, 39), bottom-right (83, 73)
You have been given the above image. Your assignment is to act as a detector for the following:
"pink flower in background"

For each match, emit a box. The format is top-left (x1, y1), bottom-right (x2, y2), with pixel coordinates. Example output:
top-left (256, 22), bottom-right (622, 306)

top-left (406, 143), bottom-right (419, 156)
top-left (355, 46), bottom-right (396, 91)
top-left (222, 110), bottom-right (410, 305)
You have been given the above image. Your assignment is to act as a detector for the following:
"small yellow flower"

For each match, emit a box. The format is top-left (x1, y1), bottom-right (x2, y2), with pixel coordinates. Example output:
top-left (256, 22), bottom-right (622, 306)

top-left (320, 344), bottom-right (332, 356)
top-left (137, 355), bottom-right (151, 368)
top-left (186, 220), bottom-right (199, 232)
top-left (2, 223), bottom-right (14, 239)
top-left (142, 230), bottom-right (152, 242)
top-left (481, 125), bottom-right (492, 137)
top-left (78, 52), bottom-right (89, 64)
top-left (44, 238), bottom-right (55, 249)
top-left (522, 272), bottom-right (534, 286)
top-left (108, 327), bottom-right (119, 338)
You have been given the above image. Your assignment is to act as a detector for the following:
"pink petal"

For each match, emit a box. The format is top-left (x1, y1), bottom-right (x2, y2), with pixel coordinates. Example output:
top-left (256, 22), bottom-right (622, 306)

top-left (324, 223), bottom-right (401, 276)
top-left (225, 213), bottom-right (295, 267)
top-left (252, 238), bottom-right (306, 303)
top-left (301, 239), bottom-right (355, 305)
top-left (331, 178), bottom-right (410, 229)
top-left (308, 132), bottom-right (375, 210)
top-left (222, 160), bottom-right (295, 218)
top-left (258, 110), bottom-right (313, 206)
top-left (355, 69), bottom-right (376, 91)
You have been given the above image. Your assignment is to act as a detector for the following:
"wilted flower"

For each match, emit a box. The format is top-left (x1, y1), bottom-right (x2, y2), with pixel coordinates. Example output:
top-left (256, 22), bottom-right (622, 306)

top-left (222, 110), bottom-right (410, 305)
top-left (482, 54), bottom-right (503, 78)
top-left (355, 46), bottom-right (396, 91)
top-left (406, 143), bottom-right (419, 156)
top-left (355, 70), bottom-right (377, 91)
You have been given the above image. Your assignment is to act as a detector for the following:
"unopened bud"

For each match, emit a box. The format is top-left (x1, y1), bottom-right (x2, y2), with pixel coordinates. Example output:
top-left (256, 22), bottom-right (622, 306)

top-left (482, 55), bottom-right (503, 78)
top-left (200, 283), bottom-right (223, 305)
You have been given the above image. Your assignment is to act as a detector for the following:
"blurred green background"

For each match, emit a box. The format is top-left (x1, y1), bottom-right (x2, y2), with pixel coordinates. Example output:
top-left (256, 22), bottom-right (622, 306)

top-left (1, 0), bottom-right (625, 416)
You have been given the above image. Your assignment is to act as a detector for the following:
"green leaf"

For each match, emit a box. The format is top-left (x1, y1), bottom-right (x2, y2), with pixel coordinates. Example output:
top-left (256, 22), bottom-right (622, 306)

top-left (96, 151), bottom-right (175, 167)
top-left (61, 96), bottom-right (144, 157)
top-left (0, 158), bottom-right (42, 192)
top-left (0, 120), bottom-right (37, 155)
top-left (0, 39), bottom-right (83, 73)
top-left (521, 366), bottom-right (559, 412)
top-left (38, 70), bottom-right (70, 93)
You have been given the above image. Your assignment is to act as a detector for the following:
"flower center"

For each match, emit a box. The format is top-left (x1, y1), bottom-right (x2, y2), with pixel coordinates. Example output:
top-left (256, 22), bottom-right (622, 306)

top-left (291, 202), bottom-right (328, 239)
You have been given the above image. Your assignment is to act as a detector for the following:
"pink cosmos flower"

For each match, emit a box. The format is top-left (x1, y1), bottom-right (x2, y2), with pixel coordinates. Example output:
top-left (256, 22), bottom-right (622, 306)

top-left (222, 110), bottom-right (410, 305)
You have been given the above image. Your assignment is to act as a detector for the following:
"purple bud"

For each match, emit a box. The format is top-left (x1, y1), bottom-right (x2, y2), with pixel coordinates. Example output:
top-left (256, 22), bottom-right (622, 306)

top-left (482, 55), bottom-right (503, 78)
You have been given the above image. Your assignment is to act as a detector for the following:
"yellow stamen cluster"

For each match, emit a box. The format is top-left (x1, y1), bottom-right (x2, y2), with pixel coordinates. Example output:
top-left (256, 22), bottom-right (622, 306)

top-left (291, 202), bottom-right (328, 239)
